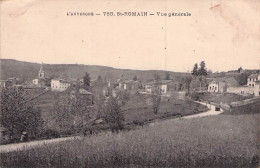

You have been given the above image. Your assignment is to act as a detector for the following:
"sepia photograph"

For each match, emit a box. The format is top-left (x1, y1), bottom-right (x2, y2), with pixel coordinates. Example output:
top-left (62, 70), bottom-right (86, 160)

top-left (0, 0), bottom-right (259, 167)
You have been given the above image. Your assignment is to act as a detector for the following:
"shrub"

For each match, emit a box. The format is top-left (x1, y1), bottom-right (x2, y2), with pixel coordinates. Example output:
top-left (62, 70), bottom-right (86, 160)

top-left (40, 129), bottom-right (60, 139)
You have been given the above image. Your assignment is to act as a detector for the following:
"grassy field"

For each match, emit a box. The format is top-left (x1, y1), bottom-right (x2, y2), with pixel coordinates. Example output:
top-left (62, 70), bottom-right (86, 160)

top-left (122, 94), bottom-right (208, 125)
top-left (1, 114), bottom-right (259, 167)
top-left (25, 90), bottom-right (208, 130)
top-left (197, 92), bottom-right (252, 104)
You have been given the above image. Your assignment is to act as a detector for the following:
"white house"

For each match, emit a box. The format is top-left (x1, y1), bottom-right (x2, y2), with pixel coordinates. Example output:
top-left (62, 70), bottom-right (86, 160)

top-left (247, 73), bottom-right (260, 87)
top-left (51, 79), bottom-right (70, 91)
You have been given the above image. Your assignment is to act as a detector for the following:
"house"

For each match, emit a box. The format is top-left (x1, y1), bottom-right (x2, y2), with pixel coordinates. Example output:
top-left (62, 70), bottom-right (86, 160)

top-left (247, 73), bottom-right (260, 87)
top-left (51, 78), bottom-right (70, 91)
top-left (208, 77), bottom-right (239, 93)
top-left (32, 64), bottom-right (50, 87)
top-left (227, 73), bottom-right (260, 96)
top-left (145, 80), bottom-right (177, 94)
top-left (254, 81), bottom-right (260, 96)
top-left (118, 80), bottom-right (140, 90)
top-left (70, 88), bottom-right (94, 105)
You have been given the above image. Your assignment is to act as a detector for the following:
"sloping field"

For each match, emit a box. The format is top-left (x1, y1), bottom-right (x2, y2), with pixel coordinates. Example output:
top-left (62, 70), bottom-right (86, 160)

top-left (1, 114), bottom-right (259, 167)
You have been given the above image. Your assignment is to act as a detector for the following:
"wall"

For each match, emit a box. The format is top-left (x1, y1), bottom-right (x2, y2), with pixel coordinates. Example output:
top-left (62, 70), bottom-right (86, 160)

top-left (254, 84), bottom-right (260, 96)
top-left (227, 86), bottom-right (254, 95)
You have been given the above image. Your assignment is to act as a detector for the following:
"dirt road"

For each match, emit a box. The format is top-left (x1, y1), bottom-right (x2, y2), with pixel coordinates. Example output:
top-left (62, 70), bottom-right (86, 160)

top-left (183, 101), bottom-right (223, 119)
top-left (0, 136), bottom-right (81, 153)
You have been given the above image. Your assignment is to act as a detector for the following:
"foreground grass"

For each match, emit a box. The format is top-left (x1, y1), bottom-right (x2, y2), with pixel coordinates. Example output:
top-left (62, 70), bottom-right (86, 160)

top-left (1, 114), bottom-right (259, 168)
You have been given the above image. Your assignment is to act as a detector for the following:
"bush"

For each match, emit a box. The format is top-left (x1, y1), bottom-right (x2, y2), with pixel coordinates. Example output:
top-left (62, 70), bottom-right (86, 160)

top-left (40, 129), bottom-right (60, 139)
top-left (132, 120), bottom-right (144, 127)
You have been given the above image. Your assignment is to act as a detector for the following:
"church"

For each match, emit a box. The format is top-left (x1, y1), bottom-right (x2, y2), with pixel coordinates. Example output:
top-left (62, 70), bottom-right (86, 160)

top-left (32, 64), bottom-right (50, 88)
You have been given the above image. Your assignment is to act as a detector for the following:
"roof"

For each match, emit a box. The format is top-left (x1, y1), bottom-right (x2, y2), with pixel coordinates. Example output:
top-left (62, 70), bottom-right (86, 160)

top-left (255, 80), bottom-right (260, 84)
top-left (52, 78), bottom-right (70, 83)
top-left (248, 74), bottom-right (259, 78)
top-left (209, 77), bottom-right (239, 87)
top-left (71, 88), bottom-right (93, 95)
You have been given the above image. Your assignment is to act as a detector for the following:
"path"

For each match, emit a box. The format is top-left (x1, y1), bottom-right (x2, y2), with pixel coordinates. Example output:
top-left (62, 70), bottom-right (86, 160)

top-left (183, 101), bottom-right (223, 119)
top-left (0, 136), bottom-right (81, 153)
top-left (149, 101), bottom-right (223, 126)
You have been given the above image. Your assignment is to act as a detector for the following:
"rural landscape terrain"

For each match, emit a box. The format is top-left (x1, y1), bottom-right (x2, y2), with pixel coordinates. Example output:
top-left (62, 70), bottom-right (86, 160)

top-left (0, 59), bottom-right (259, 167)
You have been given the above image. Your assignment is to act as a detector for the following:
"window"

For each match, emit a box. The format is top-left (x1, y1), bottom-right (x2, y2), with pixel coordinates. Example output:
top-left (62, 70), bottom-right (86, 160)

top-left (252, 84), bottom-right (254, 87)
top-left (249, 84), bottom-right (251, 86)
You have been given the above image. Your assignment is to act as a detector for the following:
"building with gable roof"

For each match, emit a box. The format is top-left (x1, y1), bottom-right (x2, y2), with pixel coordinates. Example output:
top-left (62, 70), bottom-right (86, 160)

top-left (208, 77), bottom-right (239, 93)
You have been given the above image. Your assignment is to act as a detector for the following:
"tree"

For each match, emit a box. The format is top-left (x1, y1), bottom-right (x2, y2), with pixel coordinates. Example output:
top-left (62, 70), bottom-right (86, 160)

top-left (116, 90), bottom-right (130, 106)
top-left (103, 96), bottom-right (124, 132)
top-left (51, 94), bottom-right (95, 133)
top-left (192, 63), bottom-right (199, 76)
top-left (185, 76), bottom-right (192, 96)
top-left (90, 75), bottom-right (106, 118)
top-left (151, 79), bottom-right (161, 114)
top-left (152, 88), bottom-right (161, 114)
top-left (165, 72), bottom-right (171, 80)
top-left (0, 87), bottom-right (43, 141)
top-left (198, 61), bottom-right (208, 91)
top-left (236, 73), bottom-right (249, 85)
top-left (133, 75), bottom-right (137, 81)
top-left (83, 72), bottom-right (91, 89)
top-left (192, 61), bottom-right (208, 91)
top-left (198, 61), bottom-right (208, 76)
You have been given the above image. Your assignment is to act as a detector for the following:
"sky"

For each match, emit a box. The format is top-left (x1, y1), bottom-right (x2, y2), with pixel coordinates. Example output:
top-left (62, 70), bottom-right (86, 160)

top-left (1, 0), bottom-right (259, 72)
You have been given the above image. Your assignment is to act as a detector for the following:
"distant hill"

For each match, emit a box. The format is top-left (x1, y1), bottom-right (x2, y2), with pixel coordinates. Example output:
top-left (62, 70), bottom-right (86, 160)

top-left (0, 59), bottom-right (189, 82)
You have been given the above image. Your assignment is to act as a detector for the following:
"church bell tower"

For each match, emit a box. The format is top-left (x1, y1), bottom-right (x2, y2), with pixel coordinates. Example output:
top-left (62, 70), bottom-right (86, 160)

top-left (38, 63), bottom-right (45, 78)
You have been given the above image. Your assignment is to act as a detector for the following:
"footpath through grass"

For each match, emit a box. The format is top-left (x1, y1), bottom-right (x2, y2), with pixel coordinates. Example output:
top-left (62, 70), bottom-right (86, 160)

top-left (1, 114), bottom-right (259, 168)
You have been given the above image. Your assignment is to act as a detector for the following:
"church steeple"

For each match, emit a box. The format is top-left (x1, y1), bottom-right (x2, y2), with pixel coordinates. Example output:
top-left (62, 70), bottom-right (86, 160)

top-left (38, 63), bottom-right (45, 78)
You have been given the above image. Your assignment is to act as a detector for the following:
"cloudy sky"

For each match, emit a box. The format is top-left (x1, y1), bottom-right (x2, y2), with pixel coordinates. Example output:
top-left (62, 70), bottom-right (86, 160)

top-left (1, 0), bottom-right (259, 72)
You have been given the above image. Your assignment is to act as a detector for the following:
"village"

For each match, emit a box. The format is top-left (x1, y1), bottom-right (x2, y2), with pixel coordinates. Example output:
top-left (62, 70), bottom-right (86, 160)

top-left (1, 63), bottom-right (260, 98)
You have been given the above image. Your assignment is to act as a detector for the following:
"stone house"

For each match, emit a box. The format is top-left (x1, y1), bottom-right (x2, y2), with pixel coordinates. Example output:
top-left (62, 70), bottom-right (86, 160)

top-left (145, 80), bottom-right (181, 94)
top-left (208, 77), bottom-right (239, 93)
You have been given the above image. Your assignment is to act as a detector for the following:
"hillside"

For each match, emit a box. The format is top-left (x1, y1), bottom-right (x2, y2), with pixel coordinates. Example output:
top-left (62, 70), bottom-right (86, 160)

top-left (0, 59), bottom-right (188, 82)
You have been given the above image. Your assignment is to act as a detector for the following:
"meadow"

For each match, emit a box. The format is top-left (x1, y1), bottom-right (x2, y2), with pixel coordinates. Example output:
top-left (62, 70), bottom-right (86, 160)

top-left (1, 114), bottom-right (259, 168)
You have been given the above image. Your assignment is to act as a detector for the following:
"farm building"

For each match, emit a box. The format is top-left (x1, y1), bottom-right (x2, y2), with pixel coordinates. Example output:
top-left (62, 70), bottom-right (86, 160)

top-left (208, 77), bottom-right (239, 93)
top-left (70, 88), bottom-right (94, 105)
top-left (145, 80), bottom-right (182, 94)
